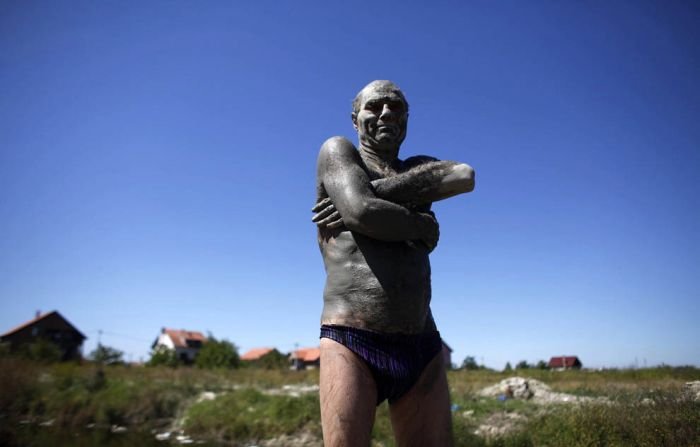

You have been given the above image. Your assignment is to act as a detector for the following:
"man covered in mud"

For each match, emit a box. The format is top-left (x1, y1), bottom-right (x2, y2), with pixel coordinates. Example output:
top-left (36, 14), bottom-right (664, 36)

top-left (312, 80), bottom-right (475, 446)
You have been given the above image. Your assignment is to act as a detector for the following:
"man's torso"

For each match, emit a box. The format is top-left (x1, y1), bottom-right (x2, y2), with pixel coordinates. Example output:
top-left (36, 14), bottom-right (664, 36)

top-left (317, 150), bottom-right (434, 333)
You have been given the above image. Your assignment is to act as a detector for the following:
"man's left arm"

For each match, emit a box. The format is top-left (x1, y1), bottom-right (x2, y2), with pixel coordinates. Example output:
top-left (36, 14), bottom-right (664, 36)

top-left (372, 156), bottom-right (475, 207)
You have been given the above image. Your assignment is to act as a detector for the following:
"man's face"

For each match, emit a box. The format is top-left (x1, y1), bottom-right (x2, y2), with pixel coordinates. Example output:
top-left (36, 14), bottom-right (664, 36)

top-left (353, 87), bottom-right (408, 151)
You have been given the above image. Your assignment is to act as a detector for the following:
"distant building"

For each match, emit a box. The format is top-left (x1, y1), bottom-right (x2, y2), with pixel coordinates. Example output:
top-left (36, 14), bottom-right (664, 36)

top-left (548, 356), bottom-right (582, 370)
top-left (290, 347), bottom-right (320, 370)
top-left (152, 328), bottom-right (207, 363)
top-left (0, 310), bottom-right (86, 361)
top-left (441, 341), bottom-right (453, 368)
top-left (240, 347), bottom-right (288, 368)
top-left (241, 347), bottom-right (279, 361)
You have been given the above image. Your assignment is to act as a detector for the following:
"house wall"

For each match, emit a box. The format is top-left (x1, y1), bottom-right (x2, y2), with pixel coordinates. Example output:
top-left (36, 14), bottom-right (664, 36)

top-left (175, 347), bottom-right (199, 362)
top-left (155, 333), bottom-right (175, 350)
top-left (442, 345), bottom-right (452, 367)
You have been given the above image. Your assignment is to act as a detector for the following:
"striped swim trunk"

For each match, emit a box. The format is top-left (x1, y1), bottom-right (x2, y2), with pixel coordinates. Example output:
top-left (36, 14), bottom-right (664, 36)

top-left (320, 324), bottom-right (443, 405)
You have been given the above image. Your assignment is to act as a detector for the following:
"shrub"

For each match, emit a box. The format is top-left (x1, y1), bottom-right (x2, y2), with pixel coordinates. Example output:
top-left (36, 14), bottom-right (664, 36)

top-left (22, 339), bottom-right (63, 363)
top-left (89, 343), bottom-right (124, 365)
top-left (146, 345), bottom-right (181, 368)
top-left (195, 337), bottom-right (240, 370)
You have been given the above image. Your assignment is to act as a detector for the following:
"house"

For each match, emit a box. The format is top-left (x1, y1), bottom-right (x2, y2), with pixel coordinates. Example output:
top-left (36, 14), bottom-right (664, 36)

top-left (241, 347), bottom-right (278, 361)
top-left (548, 356), bottom-right (582, 370)
top-left (152, 328), bottom-right (207, 364)
top-left (0, 310), bottom-right (86, 361)
top-left (241, 347), bottom-right (288, 368)
top-left (441, 341), bottom-right (453, 368)
top-left (290, 347), bottom-right (320, 370)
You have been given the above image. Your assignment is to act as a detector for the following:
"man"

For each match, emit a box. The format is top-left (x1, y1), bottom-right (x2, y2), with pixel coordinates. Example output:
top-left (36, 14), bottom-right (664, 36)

top-left (313, 80), bottom-right (475, 446)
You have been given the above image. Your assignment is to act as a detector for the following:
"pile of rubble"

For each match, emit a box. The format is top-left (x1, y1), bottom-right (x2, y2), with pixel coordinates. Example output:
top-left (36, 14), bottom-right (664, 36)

top-left (683, 381), bottom-right (700, 401)
top-left (477, 376), bottom-right (597, 404)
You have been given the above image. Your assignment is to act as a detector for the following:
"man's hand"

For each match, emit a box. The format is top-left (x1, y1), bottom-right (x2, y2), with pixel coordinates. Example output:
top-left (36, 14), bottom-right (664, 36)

top-left (313, 198), bottom-right (439, 252)
top-left (417, 211), bottom-right (439, 252)
top-left (312, 198), bottom-right (344, 229)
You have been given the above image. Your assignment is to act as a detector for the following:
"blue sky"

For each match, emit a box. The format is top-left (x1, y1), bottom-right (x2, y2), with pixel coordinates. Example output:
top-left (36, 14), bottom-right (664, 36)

top-left (1, 1), bottom-right (698, 369)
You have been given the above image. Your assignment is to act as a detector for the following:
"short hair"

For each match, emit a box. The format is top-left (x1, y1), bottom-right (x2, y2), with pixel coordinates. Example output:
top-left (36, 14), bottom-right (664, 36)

top-left (352, 80), bottom-right (409, 115)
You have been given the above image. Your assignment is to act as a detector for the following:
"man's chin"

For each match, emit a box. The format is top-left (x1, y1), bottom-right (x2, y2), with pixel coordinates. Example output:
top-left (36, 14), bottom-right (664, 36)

top-left (360, 133), bottom-right (404, 152)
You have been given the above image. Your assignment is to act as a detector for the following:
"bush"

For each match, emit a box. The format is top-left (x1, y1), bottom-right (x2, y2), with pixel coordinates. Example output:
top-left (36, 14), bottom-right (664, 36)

top-left (146, 346), bottom-right (181, 368)
top-left (195, 337), bottom-right (240, 370)
top-left (462, 356), bottom-right (480, 370)
top-left (22, 339), bottom-right (63, 363)
top-left (515, 360), bottom-right (530, 370)
top-left (89, 344), bottom-right (124, 365)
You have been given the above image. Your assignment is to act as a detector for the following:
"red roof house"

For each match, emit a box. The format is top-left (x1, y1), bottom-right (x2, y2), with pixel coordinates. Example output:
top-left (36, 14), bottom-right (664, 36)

top-left (290, 347), bottom-right (320, 370)
top-left (548, 356), bottom-right (582, 370)
top-left (241, 347), bottom-right (288, 368)
top-left (241, 347), bottom-right (277, 361)
top-left (152, 328), bottom-right (207, 363)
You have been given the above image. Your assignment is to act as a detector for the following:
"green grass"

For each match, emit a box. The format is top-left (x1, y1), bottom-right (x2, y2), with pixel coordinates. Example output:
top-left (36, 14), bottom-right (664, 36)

top-left (184, 388), bottom-right (321, 443)
top-left (1, 358), bottom-right (698, 446)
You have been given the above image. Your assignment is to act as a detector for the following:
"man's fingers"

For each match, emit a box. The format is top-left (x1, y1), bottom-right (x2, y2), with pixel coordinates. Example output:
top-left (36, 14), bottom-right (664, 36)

top-left (326, 218), bottom-right (344, 229)
top-left (316, 211), bottom-right (341, 227)
top-left (312, 204), bottom-right (337, 223)
top-left (311, 198), bottom-right (332, 213)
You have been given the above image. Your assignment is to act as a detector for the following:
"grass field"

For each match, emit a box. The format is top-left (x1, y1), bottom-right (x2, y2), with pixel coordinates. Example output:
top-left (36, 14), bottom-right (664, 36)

top-left (1, 357), bottom-right (698, 446)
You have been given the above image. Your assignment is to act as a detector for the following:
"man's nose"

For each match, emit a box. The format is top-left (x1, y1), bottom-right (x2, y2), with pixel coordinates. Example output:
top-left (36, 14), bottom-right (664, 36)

top-left (379, 104), bottom-right (395, 120)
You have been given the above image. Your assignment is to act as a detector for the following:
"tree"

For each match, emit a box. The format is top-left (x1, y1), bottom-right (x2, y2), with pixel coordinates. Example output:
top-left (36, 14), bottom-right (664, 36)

top-left (254, 350), bottom-right (289, 370)
top-left (504, 361), bottom-right (512, 372)
top-left (89, 343), bottom-right (124, 365)
top-left (195, 337), bottom-right (240, 369)
top-left (516, 360), bottom-right (530, 369)
top-left (536, 360), bottom-right (549, 370)
top-left (147, 345), bottom-right (181, 367)
top-left (461, 356), bottom-right (480, 370)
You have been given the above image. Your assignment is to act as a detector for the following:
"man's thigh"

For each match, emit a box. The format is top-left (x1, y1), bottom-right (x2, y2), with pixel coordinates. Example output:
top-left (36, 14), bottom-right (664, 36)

top-left (319, 338), bottom-right (378, 447)
top-left (388, 351), bottom-right (453, 447)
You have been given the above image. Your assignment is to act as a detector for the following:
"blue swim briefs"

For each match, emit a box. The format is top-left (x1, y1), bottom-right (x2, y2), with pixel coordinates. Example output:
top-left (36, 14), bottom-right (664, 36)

top-left (320, 324), bottom-right (443, 405)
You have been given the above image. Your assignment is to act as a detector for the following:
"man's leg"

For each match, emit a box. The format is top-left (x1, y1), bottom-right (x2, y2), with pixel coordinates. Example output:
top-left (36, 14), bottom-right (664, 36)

top-left (319, 338), bottom-right (378, 447)
top-left (388, 351), bottom-right (453, 447)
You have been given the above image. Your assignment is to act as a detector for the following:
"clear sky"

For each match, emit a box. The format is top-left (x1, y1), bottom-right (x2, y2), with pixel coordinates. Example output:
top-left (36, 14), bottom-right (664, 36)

top-left (1, 1), bottom-right (698, 369)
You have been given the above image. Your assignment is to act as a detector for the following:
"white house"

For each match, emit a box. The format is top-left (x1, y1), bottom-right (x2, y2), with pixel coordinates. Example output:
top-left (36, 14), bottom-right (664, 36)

top-left (152, 327), bottom-right (207, 363)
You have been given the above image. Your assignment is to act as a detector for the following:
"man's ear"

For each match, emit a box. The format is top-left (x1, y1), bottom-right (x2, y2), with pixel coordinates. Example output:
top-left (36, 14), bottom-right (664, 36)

top-left (351, 113), bottom-right (358, 130)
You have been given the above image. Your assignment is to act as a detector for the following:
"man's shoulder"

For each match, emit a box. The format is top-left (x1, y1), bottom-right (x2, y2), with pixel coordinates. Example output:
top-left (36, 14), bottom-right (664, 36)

top-left (320, 136), bottom-right (356, 154)
top-left (318, 137), bottom-right (359, 167)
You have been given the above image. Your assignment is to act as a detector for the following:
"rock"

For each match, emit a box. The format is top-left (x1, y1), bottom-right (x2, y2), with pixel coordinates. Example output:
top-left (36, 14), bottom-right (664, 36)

top-left (683, 381), bottom-right (700, 401)
top-left (197, 391), bottom-right (217, 402)
top-left (155, 431), bottom-right (171, 441)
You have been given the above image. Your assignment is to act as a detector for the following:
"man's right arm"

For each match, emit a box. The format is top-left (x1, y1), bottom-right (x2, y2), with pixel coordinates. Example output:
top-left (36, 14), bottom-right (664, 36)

top-left (317, 137), bottom-right (438, 246)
